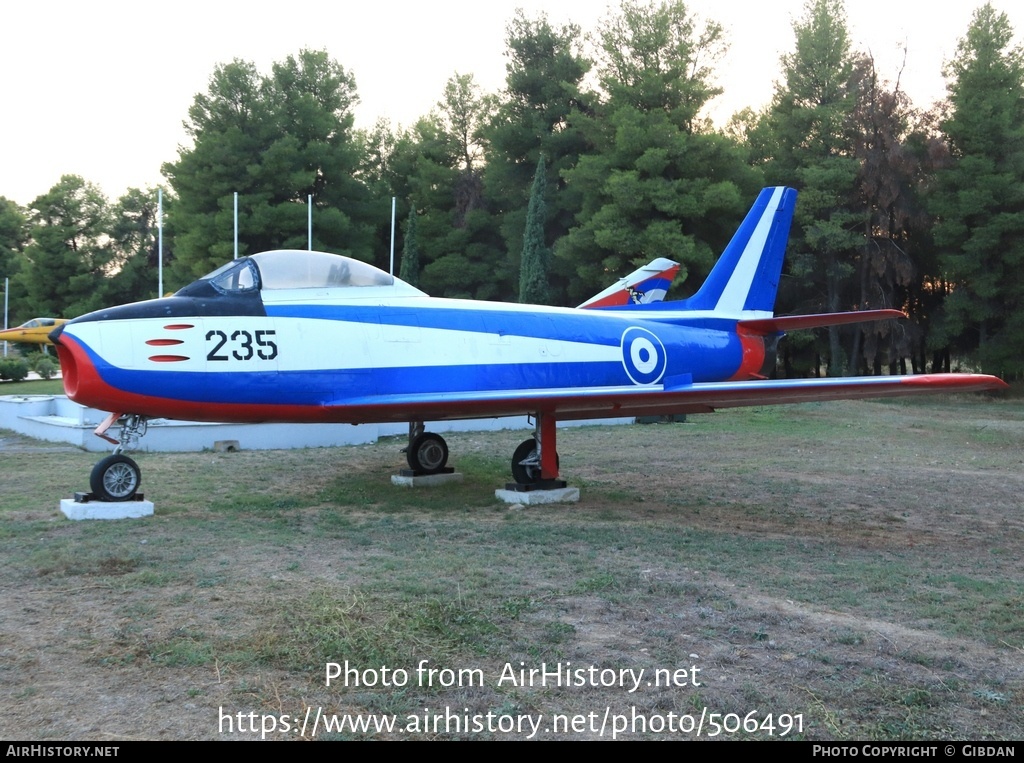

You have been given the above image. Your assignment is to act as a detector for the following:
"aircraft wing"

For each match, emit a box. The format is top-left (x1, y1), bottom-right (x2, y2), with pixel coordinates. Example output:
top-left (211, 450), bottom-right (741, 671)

top-left (325, 373), bottom-right (1006, 423)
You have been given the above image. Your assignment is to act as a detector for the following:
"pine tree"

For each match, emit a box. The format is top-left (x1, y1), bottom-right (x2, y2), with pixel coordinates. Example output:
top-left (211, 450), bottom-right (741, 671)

top-left (848, 58), bottom-right (921, 374)
top-left (18, 176), bottom-right (111, 318)
top-left (556, 0), bottom-right (760, 304)
top-left (0, 197), bottom-right (26, 327)
top-left (100, 188), bottom-right (164, 306)
top-left (931, 4), bottom-right (1024, 376)
top-left (753, 0), bottom-right (862, 375)
top-left (164, 50), bottom-right (374, 285)
top-left (485, 11), bottom-right (595, 303)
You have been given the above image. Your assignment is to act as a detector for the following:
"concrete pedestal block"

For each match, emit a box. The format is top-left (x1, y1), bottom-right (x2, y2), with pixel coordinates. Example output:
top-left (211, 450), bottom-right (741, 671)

top-left (390, 472), bottom-right (464, 487)
top-left (60, 498), bottom-right (154, 520)
top-left (494, 486), bottom-right (580, 505)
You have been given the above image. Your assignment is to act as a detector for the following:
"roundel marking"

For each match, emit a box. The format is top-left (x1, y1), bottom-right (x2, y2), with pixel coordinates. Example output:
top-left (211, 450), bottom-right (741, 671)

top-left (620, 327), bottom-right (667, 385)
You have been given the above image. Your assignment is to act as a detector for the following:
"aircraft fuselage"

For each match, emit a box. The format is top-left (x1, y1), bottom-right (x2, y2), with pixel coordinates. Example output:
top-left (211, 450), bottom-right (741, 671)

top-left (55, 289), bottom-right (764, 424)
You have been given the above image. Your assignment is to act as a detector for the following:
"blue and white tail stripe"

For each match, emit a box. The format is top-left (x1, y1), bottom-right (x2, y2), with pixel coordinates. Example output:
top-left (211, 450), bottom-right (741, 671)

top-left (680, 186), bottom-right (796, 314)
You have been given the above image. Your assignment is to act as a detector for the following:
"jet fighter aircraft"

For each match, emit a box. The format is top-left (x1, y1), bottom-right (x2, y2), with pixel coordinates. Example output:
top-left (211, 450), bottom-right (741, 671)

top-left (50, 187), bottom-right (1005, 501)
top-left (0, 317), bottom-right (67, 345)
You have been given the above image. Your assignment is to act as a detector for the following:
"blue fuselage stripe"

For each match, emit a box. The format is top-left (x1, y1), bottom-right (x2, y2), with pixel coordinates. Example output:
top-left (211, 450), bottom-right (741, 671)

top-left (265, 304), bottom-right (627, 345)
top-left (89, 358), bottom-right (639, 406)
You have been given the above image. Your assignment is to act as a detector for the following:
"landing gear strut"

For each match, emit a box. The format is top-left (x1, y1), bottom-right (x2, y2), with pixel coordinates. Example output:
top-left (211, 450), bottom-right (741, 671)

top-left (508, 413), bottom-right (563, 489)
top-left (404, 421), bottom-right (451, 474)
top-left (400, 416), bottom-right (565, 488)
top-left (89, 413), bottom-right (146, 502)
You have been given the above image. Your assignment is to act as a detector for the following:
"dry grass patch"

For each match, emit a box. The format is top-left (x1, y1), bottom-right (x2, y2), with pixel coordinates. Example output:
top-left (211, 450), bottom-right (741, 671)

top-left (0, 397), bottom-right (1021, 739)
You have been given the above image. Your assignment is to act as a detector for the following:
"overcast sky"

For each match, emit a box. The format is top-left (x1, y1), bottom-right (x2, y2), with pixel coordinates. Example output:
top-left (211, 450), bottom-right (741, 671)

top-left (2, 0), bottom-right (1021, 207)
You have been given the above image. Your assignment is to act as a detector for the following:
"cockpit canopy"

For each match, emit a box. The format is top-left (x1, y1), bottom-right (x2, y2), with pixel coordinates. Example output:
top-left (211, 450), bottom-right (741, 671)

top-left (253, 250), bottom-right (394, 290)
top-left (181, 250), bottom-right (415, 298)
top-left (20, 318), bottom-right (61, 328)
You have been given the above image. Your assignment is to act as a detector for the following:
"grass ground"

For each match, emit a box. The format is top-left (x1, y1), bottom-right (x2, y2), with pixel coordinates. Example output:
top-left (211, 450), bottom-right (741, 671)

top-left (0, 378), bottom-right (64, 395)
top-left (0, 392), bottom-right (1021, 740)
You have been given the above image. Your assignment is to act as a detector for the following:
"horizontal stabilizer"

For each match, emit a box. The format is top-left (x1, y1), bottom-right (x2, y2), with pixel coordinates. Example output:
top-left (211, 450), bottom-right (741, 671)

top-left (738, 309), bottom-right (906, 335)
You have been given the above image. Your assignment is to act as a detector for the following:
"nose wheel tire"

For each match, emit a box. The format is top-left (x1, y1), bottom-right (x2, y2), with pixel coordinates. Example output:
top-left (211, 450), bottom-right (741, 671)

top-left (407, 432), bottom-right (449, 473)
top-left (90, 454), bottom-right (142, 502)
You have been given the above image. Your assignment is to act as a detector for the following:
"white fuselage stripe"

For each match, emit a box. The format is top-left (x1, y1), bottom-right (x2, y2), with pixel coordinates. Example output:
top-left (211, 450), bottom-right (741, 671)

top-left (714, 186), bottom-right (783, 312)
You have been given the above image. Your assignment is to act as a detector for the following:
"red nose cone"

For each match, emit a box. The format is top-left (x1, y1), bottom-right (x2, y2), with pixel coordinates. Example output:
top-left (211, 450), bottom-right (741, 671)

top-left (54, 342), bottom-right (79, 398)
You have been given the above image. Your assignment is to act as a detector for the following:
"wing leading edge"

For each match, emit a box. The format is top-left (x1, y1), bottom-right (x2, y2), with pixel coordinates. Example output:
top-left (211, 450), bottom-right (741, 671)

top-left (325, 373), bottom-right (1007, 423)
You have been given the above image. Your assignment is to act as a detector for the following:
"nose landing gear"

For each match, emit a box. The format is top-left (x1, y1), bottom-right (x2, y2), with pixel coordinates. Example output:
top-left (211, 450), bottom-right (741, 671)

top-left (90, 454), bottom-right (142, 502)
top-left (88, 413), bottom-right (147, 502)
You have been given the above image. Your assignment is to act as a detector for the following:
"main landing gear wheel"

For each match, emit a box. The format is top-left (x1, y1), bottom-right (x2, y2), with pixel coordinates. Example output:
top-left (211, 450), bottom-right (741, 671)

top-left (90, 454), bottom-right (142, 502)
top-left (407, 432), bottom-right (449, 474)
top-left (511, 439), bottom-right (559, 485)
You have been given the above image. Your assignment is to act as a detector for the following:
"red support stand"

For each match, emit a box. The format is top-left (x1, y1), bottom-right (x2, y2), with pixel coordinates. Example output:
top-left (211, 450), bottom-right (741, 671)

top-left (539, 413), bottom-right (559, 480)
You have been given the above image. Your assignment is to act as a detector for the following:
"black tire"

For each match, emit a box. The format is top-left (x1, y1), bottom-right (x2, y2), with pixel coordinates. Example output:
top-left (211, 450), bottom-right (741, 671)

top-left (511, 439), bottom-right (561, 484)
top-left (90, 454), bottom-right (141, 502)
top-left (407, 432), bottom-right (449, 473)
top-left (511, 438), bottom-right (542, 484)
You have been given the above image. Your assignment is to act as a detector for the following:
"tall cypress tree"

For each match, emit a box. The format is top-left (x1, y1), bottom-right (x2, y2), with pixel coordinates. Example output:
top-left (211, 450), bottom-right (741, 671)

top-left (519, 155), bottom-right (549, 304)
top-left (400, 208), bottom-right (421, 288)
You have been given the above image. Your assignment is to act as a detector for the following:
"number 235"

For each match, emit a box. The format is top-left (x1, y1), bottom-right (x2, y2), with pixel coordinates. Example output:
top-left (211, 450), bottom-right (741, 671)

top-left (206, 329), bottom-right (278, 361)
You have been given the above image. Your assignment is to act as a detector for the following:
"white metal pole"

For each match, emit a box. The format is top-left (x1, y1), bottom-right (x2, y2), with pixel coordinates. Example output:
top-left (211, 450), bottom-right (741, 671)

top-left (389, 196), bottom-right (396, 275)
top-left (157, 188), bottom-right (164, 296)
top-left (233, 192), bottom-right (239, 259)
top-left (3, 276), bottom-right (7, 358)
top-left (308, 194), bottom-right (313, 251)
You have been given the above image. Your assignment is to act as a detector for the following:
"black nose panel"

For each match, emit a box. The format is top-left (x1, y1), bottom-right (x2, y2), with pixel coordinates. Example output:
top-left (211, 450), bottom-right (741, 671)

top-left (67, 292), bottom-right (266, 326)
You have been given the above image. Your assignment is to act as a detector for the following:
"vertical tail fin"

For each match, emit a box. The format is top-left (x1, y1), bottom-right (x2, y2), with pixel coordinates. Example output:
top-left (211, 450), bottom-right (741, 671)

top-left (681, 187), bottom-right (797, 314)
